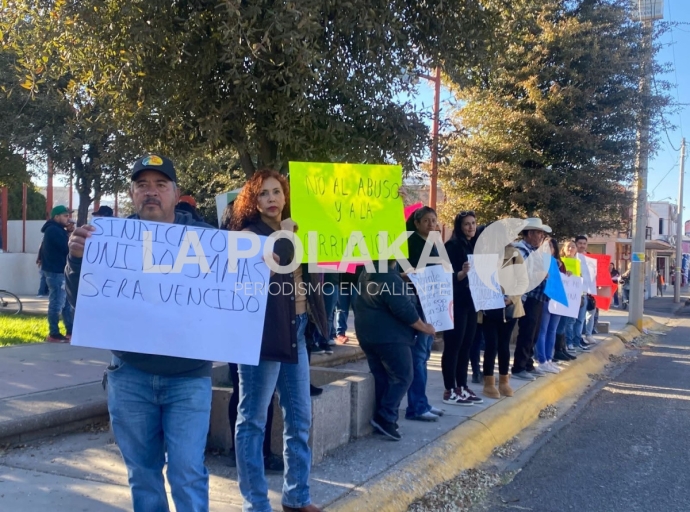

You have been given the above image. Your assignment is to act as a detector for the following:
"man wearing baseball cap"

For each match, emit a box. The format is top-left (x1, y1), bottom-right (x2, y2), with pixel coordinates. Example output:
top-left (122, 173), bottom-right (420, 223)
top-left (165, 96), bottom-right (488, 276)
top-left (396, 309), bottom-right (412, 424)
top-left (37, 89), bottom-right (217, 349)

top-left (65, 154), bottom-right (216, 511)
top-left (40, 205), bottom-right (74, 343)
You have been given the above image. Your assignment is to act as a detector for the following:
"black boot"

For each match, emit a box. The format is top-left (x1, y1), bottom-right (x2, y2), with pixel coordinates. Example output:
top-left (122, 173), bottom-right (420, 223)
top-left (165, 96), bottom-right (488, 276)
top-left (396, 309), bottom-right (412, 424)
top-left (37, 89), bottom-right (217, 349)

top-left (555, 333), bottom-right (567, 353)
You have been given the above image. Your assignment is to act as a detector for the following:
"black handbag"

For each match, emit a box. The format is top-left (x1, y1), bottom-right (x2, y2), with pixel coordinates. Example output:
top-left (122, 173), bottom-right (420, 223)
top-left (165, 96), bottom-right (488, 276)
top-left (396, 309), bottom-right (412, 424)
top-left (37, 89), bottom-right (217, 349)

top-left (586, 294), bottom-right (596, 311)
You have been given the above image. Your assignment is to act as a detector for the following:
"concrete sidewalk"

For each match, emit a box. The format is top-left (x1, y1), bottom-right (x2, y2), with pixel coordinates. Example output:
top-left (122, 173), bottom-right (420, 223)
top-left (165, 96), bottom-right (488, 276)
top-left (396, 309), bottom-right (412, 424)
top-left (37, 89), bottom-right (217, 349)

top-left (0, 310), bottom-right (363, 444)
top-left (0, 294), bottom-right (686, 511)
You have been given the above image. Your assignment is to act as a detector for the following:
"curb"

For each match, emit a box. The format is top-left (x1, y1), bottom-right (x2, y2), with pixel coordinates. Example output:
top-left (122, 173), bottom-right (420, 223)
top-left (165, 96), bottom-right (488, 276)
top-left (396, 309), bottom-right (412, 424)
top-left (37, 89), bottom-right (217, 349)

top-left (0, 383), bottom-right (108, 445)
top-left (326, 333), bottom-right (630, 512)
top-left (0, 345), bottom-right (366, 446)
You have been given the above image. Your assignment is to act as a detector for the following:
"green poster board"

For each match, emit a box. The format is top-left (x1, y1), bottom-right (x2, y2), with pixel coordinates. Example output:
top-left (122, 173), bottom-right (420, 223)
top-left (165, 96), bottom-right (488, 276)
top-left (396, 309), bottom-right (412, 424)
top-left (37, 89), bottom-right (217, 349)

top-left (289, 162), bottom-right (408, 263)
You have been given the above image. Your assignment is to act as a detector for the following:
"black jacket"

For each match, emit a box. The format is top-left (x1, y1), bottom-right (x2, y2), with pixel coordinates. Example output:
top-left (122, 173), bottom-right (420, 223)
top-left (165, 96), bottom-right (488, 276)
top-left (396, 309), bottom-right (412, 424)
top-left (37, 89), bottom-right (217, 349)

top-left (407, 231), bottom-right (440, 269)
top-left (244, 220), bottom-right (328, 363)
top-left (40, 220), bottom-right (69, 273)
top-left (445, 235), bottom-right (476, 311)
top-left (65, 211), bottom-right (214, 378)
top-left (354, 266), bottom-right (420, 347)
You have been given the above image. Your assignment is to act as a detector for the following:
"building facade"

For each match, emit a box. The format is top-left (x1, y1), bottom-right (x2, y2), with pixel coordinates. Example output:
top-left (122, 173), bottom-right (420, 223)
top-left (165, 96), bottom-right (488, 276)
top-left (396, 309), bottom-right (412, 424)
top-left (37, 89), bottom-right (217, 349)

top-left (587, 201), bottom-right (681, 299)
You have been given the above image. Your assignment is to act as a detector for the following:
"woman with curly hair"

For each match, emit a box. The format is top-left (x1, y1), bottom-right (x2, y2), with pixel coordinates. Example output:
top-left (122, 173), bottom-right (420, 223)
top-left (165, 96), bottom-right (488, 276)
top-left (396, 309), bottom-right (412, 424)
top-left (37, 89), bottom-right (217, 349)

top-left (232, 169), bottom-right (326, 512)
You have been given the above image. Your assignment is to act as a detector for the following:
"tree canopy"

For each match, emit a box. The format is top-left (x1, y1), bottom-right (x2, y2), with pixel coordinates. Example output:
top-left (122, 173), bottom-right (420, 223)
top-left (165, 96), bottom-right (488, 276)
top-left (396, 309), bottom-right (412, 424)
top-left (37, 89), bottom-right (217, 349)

top-left (1, 0), bottom-right (494, 179)
top-left (439, 0), bottom-right (671, 237)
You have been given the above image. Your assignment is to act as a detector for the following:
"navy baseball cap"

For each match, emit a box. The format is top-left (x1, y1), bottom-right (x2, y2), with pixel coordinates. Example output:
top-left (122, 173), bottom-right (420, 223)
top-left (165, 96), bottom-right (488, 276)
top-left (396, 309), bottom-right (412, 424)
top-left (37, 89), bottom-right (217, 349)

top-left (131, 155), bottom-right (177, 183)
top-left (92, 205), bottom-right (114, 217)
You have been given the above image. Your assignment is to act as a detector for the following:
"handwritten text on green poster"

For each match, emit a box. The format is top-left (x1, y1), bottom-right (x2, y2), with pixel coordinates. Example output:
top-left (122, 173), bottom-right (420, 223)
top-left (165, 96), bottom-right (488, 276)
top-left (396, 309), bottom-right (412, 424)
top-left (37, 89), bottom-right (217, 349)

top-left (289, 162), bottom-right (408, 262)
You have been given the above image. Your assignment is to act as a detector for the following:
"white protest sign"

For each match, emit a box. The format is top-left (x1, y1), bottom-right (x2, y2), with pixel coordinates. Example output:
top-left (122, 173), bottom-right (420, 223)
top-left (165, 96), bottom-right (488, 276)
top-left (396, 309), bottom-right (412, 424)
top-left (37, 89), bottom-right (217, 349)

top-left (468, 254), bottom-right (505, 311)
top-left (548, 274), bottom-right (583, 319)
top-left (71, 217), bottom-right (270, 365)
top-left (579, 253), bottom-right (598, 295)
top-left (408, 265), bottom-right (454, 332)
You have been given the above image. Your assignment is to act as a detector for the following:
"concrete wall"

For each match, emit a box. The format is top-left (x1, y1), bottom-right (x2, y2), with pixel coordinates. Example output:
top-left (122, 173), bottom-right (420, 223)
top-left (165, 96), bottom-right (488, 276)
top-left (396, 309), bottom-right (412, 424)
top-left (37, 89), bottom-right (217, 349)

top-left (0, 253), bottom-right (40, 295)
top-left (207, 366), bottom-right (375, 466)
top-left (6, 220), bottom-right (44, 254)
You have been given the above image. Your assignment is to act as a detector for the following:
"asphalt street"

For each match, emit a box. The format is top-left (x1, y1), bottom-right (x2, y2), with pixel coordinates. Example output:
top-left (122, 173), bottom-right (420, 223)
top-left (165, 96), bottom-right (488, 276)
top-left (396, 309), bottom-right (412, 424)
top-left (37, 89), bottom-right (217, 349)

top-left (479, 313), bottom-right (690, 512)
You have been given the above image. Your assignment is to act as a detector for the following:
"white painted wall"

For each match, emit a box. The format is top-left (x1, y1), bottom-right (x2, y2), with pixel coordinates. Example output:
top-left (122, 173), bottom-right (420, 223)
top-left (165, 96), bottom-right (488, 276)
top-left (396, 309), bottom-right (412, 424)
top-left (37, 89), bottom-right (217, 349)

top-left (6, 220), bottom-right (45, 253)
top-left (0, 253), bottom-right (41, 295)
top-left (649, 202), bottom-right (677, 239)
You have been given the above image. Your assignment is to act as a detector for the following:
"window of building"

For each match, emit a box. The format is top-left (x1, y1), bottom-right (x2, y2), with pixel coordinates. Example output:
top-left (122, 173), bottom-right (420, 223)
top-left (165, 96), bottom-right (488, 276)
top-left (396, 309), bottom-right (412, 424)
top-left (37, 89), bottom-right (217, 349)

top-left (659, 218), bottom-right (664, 235)
top-left (587, 244), bottom-right (606, 255)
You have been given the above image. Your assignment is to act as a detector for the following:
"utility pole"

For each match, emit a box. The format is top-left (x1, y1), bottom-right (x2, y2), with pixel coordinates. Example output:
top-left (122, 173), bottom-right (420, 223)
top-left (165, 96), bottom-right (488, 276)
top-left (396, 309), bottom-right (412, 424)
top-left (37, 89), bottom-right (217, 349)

top-left (415, 68), bottom-right (442, 210)
top-left (46, 157), bottom-right (54, 219)
top-left (674, 138), bottom-right (686, 303)
top-left (628, 20), bottom-right (653, 329)
top-left (429, 67), bottom-right (441, 211)
top-left (629, 0), bottom-right (663, 328)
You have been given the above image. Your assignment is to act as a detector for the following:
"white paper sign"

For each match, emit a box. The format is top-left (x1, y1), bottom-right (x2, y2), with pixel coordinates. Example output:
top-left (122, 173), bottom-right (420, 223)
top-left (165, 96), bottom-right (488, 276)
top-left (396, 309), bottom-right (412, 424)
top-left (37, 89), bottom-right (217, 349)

top-left (548, 274), bottom-right (583, 319)
top-left (408, 265), bottom-right (454, 332)
top-left (71, 217), bottom-right (271, 365)
top-left (468, 254), bottom-right (505, 311)
top-left (579, 254), bottom-right (598, 295)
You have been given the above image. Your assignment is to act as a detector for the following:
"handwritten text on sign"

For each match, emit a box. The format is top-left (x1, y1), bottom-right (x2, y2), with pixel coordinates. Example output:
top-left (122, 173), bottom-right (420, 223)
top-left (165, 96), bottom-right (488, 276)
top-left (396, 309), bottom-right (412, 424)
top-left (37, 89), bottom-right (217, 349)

top-left (289, 162), bottom-right (408, 263)
top-left (408, 265), bottom-right (454, 332)
top-left (548, 274), bottom-right (583, 319)
top-left (70, 217), bottom-right (270, 364)
top-left (468, 255), bottom-right (505, 311)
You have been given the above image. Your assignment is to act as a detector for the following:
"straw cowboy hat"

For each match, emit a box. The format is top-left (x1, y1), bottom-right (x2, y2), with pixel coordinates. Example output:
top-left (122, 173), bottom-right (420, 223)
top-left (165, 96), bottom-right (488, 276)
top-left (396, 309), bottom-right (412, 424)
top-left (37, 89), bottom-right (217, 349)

top-left (523, 217), bottom-right (552, 233)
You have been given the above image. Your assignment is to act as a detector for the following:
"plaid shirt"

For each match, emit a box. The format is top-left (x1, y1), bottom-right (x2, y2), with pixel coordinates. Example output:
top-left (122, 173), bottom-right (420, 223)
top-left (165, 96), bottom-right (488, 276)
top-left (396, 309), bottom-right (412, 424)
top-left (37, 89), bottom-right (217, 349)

top-left (512, 241), bottom-right (548, 302)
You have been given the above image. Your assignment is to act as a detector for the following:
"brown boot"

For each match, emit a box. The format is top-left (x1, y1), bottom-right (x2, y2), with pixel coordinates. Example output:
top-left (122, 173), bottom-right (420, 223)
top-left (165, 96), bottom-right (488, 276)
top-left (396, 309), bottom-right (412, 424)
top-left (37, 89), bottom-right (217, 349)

top-left (482, 376), bottom-right (500, 399)
top-left (498, 375), bottom-right (514, 397)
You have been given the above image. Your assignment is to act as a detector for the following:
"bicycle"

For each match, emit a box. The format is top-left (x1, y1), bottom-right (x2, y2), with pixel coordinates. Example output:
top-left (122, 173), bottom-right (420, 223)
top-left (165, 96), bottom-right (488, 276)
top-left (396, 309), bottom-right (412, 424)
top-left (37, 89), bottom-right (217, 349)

top-left (0, 290), bottom-right (23, 315)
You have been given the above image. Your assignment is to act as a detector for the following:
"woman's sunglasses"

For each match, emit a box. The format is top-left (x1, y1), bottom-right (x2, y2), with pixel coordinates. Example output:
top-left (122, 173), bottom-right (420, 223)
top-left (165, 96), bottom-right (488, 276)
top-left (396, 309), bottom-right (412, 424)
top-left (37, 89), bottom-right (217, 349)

top-left (458, 210), bottom-right (475, 218)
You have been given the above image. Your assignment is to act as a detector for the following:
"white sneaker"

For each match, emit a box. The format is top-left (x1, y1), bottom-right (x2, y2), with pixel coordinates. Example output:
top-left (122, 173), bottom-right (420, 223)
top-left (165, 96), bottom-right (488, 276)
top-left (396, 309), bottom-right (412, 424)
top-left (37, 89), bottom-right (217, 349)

top-left (541, 362), bottom-right (560, 374)
top-left (585, 335), bottom-right (597, 345)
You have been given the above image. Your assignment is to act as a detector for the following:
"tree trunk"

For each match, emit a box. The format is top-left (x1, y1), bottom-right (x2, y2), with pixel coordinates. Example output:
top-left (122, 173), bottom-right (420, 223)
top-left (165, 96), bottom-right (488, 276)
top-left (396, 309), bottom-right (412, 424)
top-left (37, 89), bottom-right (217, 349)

top-left (239, 149), bottom-right (255, 179)
top-left (257, 135), bottom-right (278, 170)
top-left (77, 189), bottom-right (92, 226)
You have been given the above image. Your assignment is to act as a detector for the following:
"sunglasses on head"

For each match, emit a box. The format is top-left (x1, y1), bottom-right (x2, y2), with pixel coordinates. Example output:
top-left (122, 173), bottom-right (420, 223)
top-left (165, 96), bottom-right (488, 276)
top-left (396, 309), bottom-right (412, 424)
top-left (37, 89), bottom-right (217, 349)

top-left (458, 210), bottom-right (475, 218)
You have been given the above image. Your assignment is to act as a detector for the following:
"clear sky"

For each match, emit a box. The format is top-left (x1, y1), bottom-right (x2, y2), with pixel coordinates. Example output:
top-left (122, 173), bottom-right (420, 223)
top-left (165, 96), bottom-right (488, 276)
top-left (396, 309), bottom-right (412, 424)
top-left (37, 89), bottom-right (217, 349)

top-left (415, 0), bottom-right (690, 223)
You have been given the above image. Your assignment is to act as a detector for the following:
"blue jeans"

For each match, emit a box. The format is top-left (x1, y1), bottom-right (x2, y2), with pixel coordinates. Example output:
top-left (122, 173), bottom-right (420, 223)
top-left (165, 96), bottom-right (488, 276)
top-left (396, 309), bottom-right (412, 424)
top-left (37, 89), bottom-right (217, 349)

top-left (314, 273), bottom-right (339, 345)
top-left (405, 332), bottom-right (434, 418)
top-left (236, 313), bottom-right (312, 512)
top-left (535, 302), bottom-right (560, 363)
top-left (557, 315), bottom-right (577, 348)
top-left (336, 282), bottom-right (361, 336)
top-left (584, 307), bottom-right (596, 336)
top-left (573, 296), bottom-right (587, 345)
top-left (336, 289), bottom-right (352, 336)
top-left (45, 271), bottom-right (74, 336)
top-left (38, 269), bottom-right (49, 296)
top-left (107, 357), bottom-right (212, 512)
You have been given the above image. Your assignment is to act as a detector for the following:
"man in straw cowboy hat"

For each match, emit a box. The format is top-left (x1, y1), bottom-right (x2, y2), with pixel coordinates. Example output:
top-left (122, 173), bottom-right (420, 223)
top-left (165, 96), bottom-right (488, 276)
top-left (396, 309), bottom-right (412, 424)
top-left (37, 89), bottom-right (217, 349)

top-left (510, 218), bottom-right (552, 381)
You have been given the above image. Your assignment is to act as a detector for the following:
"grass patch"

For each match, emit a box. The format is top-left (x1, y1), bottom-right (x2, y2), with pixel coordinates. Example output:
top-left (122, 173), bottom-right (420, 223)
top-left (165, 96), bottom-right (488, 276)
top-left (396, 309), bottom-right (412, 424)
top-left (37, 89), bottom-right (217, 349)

top-left (0, 314), bottom-right (66, 346)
